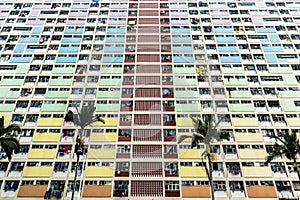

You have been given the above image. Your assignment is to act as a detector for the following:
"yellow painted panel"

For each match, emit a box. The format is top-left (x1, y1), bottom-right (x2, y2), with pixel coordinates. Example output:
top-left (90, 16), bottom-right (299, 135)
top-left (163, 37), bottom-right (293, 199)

top-left (23, 166), bottom-right (52, 177)
top-left (93, 118), bottom-right (117, 127)
top-left (28, 149), bottom-right (56, 159)
top-left (234, 133), bottom-right (263, 143)
top-left (0, 114), bottom-right (11, 126)
top-left (232, 118), bottom-right (258, 127)
top-left (90, 133), bottom-right (117, 142)
top-left (179, 149), bottom-right (205, 159)
top-left (242, 166), bottom-right (272, 178)
top-left (86, 166), bottom-right (114, 177)
top-left (88, 149), bottom-right (116, 159)
top-left (33, 133), bottom-right (60, 142)
top-left (238, 149), bottom-right (267, 160)
top-left (37, 118), bottom-right (64, 127)
top-left (180, 166), bottom-right (207, 178)
top-left (286, 118), bottom-right (299, 127)
top-left (177, 118), bottom-right (193, 127)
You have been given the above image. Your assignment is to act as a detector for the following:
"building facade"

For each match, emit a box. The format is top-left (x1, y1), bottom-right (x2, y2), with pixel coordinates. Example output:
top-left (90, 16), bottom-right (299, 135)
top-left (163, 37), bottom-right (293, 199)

top-left (0, 0), bottom-right (300, 199)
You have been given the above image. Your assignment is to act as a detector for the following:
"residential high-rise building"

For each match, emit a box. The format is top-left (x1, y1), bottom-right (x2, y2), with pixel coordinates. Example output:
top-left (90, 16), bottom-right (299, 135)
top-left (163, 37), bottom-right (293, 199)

top-left (1, 0), bottom-right (300, 199)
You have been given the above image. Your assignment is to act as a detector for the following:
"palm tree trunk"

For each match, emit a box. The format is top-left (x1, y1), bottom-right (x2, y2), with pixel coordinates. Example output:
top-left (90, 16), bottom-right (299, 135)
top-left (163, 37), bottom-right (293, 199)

top-left (207, 153), bottom-right (215, 200)
top-left (71, 154), bottom-right (79, 200)
top-left (293, 159), bottom-right (300, 181)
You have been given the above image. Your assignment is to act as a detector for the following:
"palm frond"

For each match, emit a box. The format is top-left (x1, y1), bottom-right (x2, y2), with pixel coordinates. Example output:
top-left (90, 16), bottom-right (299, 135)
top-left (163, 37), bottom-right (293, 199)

top-left (177, 135), bottom-right (193, 144)
top-left (0, 137), bottom-right (20, 161)
top-left (0, 124), bottom-right (21, 137)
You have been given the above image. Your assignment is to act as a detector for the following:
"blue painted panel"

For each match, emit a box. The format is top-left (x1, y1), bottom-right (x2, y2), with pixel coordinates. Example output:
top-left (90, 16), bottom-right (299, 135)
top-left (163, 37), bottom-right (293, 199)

top-left (214, 28), bottom-right (234, 33)
top-left (173, 56), bottom-right (194, 63)
top-left (14, 44), bottom-right (26, 53)
top-left (56, 57), bottom-right (77, 63)
top-left (107, 28), bottom-right (126, 34)
top-left (104, 47), bottom-right (124, 53)
top-left (173, 46), bottom-right (193, 53)
top-left (218, 46), bottom-right (239, 52)
top-left (61, 37), bottom-right (82, 43)
top-left (10, 56), bottom-right (32, 63)
top-left (216, 37), bottom-right (236, 43)
top-left (220, 56), bottom-right (241, 63)
top-left (172, 37), bottom-right (192, 43)
top-left (265, 54), bottom-right (277, 63)
top-left (32, 27), bottom-right (42, 34)
top-left (18, 37), bottom-right (39, 43)
top-left (171, 28), bottom-right (190, 34)
top-left (103, 57), bottom-right (124, 63)
top-left (105, 37), bottom-right (125, 43)
top-left (59, 46), bottom-right (80, 53)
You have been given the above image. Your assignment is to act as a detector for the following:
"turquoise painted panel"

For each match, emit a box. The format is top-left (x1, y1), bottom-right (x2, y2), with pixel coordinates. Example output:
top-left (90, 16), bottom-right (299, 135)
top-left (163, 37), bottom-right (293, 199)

top-left (173, 56), bottom-right (194, 63)
top-left (262, 46), bottom-right (284, 52)
top-left (99, 79), bottom-right (122, 86)
top-left (220, 56), bottom-right (241, 63)
top-left (278, 91), bottom-right (300, 98)
top-left (284, 75), bottom-right (298, 86)
top-left (221, 67), bottom-right (244, 74)
top-left (174, 77), bottom-right (197, 86)
top-left (64, 27), bottom-right (84, 34)
top-left (105, 37), bottom-right (125, 43)
top-left (172, 28), bottom-right (190, 34)
top-left (216, 37), bottom-right (236, 43)
top-left (224, 79), bottom-right (248, 86)
top-left (56, 57), bottom-right (77, 63)
top-left (104, 47), bottom-right (124, 53)
top-left (269, 67), bottom-right (293, 74)
top-left (102, 57), bottom-right (123, 63)
top-left (61, 37), bottom-right (81, 43)
top-left (18, 37), bottom-right (39, 43)
top-left (10, 56), bottom-right (32, 63)
top-left (172, 37), bottom-right (192, 43)
top-left (256, 27), bottom-right (276, 33)
top-left (32, 27), bottom-right (42, 34)
top-left (58, 46), bottom-right (80, 53)
top-left (107, 28), bottom-right (126, 34)
top-left (214, 28), bottom-right (234, 33)
top-left (230, 90), bottom-right (252, 98)
top-left (269, 34), bottom-right (281, 42)
top-left (218, 46), bottom-right (239, 52)
top-left (173, 67), bottom-right (195, 74)
top-left (265, 54), bottom-right (277, 63)
top-left (173, 47), bottom-right (193, 53)
top-left (14, 44), bottom-right (26, 53)
top-left (100, 68), bottom-right (123, 74)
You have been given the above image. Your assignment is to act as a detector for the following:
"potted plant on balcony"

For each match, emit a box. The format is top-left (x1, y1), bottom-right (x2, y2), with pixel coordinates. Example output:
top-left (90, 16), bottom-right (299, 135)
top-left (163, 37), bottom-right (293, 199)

top-left (178, 115), bottom-right (230, 200)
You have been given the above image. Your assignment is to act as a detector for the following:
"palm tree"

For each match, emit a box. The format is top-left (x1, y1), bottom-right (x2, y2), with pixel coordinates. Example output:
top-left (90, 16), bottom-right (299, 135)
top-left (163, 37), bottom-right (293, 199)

top-left (0, 116), bottom-right (21, 161)
top-left (68, 105), bottom-right (105, 200)
top-left (178, 115), bottom-right (230, 200)
top-left (266, 132), bottom-right (300, 181)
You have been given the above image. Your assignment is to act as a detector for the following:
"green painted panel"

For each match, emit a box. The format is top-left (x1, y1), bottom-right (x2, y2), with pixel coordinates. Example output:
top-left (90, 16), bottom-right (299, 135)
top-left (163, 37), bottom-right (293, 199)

top-left (52, 67), bottom-right (76, 74)
top-left (175, 104), bottom-right (201, 112)
top-left (229, 104), bottom-right (255, 112)
top-left (0, 88), bottom-right (20, 99)
top-left (283, 75), bottom-right (298, 86)
top-left (97, 91), bottom-right (121, 98)
top-left (175, 91), bottom-right (199, 98)
top-left (174, 77), bottom-right (197, 86)
top-left (280, 100), bottom-right (296, 112)
top-left (0, 79), bottom-right (23, 86)
top-left (41, 104), bottom-right (67, 112)
top-left (269, 67), bottom-right (293, 74)
top-left (230, 90), bottom-right (252, 98)
top-left (99, 79), bottom-right (122, 86)
top-left (49, 78), bottom-right (73, 86)
top-left (45, 91), bottom-right (70, 98)
top-left (0, 104), bottom-right (15, 112)
top-left (96, 104), bottom-right (119, 112)
top-left (100, 68), bottom-right (123, 74)
top-left (16, 64), bottom-right (30, 74)
top-left (224, 79), bottom-right (248, 86)
top-left (278, 91), bottom-right (300, 98)
top-left (174, 67), bottom-right (196, 74)
top-left (221, 67), bottom-right (244, 74)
